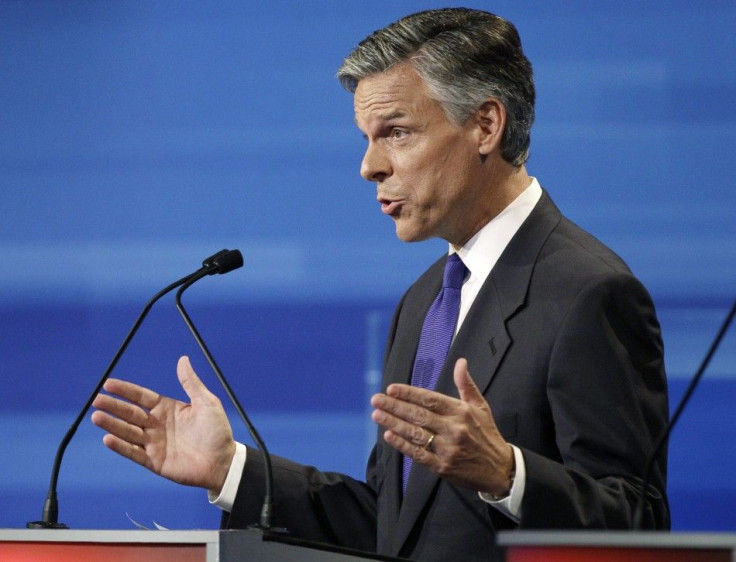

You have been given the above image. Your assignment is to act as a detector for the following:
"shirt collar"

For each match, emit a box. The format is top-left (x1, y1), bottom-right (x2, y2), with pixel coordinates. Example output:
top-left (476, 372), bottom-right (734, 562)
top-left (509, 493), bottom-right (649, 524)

top-left (451, 178), bottom-right (543, 283)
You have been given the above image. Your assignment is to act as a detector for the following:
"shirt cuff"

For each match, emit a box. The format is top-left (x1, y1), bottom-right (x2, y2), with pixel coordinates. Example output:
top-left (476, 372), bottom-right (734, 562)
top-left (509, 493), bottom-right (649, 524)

top-left (207, 441), bottom-right (247, 512)
top-left (478, 444), bottom-right (525, 522)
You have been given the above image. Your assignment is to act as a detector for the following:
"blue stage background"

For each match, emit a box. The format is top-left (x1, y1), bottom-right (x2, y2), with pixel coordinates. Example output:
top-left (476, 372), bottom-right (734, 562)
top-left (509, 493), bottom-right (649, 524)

top-left (1, 1), bottom-right (734, 531)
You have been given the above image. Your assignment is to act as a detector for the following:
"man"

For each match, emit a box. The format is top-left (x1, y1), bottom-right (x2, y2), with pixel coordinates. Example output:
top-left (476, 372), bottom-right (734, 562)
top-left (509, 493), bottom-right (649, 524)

top-left (91, 8), bottom-right (669, 561)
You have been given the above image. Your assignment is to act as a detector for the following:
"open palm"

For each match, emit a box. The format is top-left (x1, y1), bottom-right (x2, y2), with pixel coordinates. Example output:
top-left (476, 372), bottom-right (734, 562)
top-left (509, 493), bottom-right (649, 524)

top-left (91, 356), bottom-right (237, 493)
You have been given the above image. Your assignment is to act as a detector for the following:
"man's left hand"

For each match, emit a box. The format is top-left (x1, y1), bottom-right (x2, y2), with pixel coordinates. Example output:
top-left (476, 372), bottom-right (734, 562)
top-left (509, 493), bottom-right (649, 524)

top-left (371, 357), bottom-right (514, 497)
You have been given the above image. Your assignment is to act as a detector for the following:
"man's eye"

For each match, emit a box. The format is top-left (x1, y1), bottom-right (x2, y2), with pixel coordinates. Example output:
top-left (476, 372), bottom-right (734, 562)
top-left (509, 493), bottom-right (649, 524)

top-left (390, 128), bottom-right (407, 139)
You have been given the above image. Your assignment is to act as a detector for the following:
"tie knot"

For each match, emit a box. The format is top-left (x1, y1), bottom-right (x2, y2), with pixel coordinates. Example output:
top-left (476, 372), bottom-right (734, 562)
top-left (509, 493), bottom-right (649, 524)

top-left (443, 254), bottom-right (466, 290)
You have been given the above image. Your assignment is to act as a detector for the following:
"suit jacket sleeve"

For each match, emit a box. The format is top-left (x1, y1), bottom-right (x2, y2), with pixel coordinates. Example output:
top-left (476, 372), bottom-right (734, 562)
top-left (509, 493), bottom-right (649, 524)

top-left (221, 445), bottom-right (378, 550)
top-left (518, 271), bottom-right (669, 529)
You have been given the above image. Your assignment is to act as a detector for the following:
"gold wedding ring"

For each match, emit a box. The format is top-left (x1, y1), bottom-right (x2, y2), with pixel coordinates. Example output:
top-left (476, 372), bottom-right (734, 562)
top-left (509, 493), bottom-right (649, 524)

top-left (424, 432), bottom-right (435, 451)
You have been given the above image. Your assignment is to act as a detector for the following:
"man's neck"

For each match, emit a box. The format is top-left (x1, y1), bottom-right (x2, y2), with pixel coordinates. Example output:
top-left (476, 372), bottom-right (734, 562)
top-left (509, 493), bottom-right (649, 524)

top-left (450, 165), bottom-right (532, 251)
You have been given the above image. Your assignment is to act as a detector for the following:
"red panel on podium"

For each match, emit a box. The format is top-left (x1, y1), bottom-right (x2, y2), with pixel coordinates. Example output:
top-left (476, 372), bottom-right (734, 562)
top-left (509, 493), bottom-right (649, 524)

top-left (506, 546), bottom-right (728, 562)
top-left (0, 542), bottom-right (204, 562)
top-left (498, 531), bottom-right (736, 562)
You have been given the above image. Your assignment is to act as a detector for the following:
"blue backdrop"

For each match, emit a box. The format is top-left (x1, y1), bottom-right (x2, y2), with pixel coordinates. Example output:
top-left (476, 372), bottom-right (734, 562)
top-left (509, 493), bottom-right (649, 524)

top-left (1, 1), bottom-right (734, 531)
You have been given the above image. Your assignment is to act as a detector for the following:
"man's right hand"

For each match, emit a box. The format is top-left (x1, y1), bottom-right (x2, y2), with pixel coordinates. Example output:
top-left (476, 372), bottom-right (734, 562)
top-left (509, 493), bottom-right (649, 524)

top-left (91, 355), bottom-right (236, 495)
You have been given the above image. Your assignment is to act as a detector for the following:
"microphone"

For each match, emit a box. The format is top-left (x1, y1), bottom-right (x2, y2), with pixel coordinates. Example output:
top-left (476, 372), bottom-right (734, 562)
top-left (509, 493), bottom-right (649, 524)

top-left (27, 249), bottom-right (235, 529)
top-left (633, 297), bottom-right (736, 529)
top-left (175, 250), bottom-right (286, 533)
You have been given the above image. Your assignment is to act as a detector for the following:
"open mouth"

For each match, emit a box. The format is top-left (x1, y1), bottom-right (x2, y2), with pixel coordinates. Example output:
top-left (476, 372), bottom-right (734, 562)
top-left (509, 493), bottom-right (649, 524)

top-left (379, 197), bottom-right (404, 215)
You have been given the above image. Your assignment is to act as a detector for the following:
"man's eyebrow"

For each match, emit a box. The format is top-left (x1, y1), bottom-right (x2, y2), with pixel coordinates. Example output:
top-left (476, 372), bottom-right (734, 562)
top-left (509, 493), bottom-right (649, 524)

top-left (354, 110), bottom-right (409, 138)
top-left (378, 110), bottom-right (407, 122)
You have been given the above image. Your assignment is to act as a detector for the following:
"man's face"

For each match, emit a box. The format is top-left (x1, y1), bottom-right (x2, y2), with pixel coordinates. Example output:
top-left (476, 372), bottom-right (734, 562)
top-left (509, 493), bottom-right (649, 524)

top-left (354, 64), bottom-right (488, 246)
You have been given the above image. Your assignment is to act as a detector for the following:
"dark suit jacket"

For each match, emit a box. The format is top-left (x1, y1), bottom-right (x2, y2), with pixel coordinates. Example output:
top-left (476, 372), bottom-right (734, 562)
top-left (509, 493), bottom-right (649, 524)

top-left (224, 192), bottom-right (670, 561)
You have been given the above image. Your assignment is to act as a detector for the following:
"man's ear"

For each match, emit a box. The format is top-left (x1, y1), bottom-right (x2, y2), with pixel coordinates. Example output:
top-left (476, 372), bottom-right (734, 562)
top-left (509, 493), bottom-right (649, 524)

top-left (475, 98), bottom-right (506, 157)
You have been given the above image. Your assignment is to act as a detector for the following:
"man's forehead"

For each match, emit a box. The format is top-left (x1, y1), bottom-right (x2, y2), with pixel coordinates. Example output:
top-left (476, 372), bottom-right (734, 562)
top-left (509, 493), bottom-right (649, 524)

top-left (353, 64), bottom-right (430, 120)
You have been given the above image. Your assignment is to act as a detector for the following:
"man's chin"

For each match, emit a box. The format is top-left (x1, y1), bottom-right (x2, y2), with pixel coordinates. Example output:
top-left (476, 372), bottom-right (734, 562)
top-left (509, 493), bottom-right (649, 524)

top-left (394, 223), bottom-right (431, 244)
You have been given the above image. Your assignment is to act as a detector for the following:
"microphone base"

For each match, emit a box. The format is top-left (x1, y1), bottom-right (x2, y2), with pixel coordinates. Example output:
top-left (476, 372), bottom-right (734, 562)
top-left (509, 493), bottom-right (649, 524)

top-left (27, 520), bottom-right (69, 529)
top-left (247, 523), bottom-right (290, 536)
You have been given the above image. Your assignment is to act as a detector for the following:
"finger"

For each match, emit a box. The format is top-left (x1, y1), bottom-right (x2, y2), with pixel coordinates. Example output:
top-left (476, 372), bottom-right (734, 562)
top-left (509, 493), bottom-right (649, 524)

top-left (383, 429), bottom-right (434, 465)
top-left (177, 356), bottom-right (212, 403)
top-left (372, 407), bottom-right (434, 448)
top-left (383, 384), bottom-right (455, 415)
top-left (102, 378), bottom-right (161, 411)
top-left (92, 393), bottom-right (150, 427)
top-left (371, 392), bottom-right (439, 431)
top-left (453, 358), bottom-right (486, 409)
top-left (101, 433), bottom-right (152, 469)
top-left (91, 410), bottom-right (148, 446)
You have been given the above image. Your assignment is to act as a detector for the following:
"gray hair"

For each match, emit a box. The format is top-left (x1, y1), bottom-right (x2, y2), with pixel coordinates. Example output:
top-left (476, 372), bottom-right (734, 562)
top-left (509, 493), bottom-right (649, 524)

top-left (337, 8), bottom-right (535, 166)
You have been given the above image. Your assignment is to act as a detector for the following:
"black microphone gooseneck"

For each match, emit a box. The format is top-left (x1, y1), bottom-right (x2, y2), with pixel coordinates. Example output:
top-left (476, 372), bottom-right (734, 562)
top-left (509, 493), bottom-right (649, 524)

top-left (27, 249), bottom-right (231, 529)
top-left (175, 249), bottom-right (284, 533)
top-left (633, 297), bottom-right (736, 529)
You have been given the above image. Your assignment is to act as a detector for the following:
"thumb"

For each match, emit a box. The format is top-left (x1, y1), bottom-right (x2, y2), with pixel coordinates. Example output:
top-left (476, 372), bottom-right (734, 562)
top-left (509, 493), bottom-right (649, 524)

top-left (453, 358), bottom-right (487, 409)
top-left (177, 355), bottom-right (210, 403)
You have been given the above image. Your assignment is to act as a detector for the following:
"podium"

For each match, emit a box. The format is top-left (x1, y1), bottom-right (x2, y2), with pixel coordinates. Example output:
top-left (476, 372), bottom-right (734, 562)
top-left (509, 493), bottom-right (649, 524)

top-left (0, 528), bottom-right (399, 562)
top-left (3, 529), bottom-right (736, 561)
top-left (496, 531), bottom-right (736, 562)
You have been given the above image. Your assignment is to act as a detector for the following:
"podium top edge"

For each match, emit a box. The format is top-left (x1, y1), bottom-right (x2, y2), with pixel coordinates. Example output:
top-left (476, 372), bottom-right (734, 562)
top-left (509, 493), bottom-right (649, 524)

top-left (497, 531), bottom-right (736, 549)
top-left (0, 529), bottom-right (227, 544)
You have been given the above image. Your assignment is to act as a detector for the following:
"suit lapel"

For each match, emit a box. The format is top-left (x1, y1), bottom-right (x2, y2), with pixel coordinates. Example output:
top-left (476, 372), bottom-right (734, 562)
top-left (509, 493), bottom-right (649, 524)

top-left (384, 192), bottom-right (562, 556)
top-left (390, 275), bottom-right (513, 554)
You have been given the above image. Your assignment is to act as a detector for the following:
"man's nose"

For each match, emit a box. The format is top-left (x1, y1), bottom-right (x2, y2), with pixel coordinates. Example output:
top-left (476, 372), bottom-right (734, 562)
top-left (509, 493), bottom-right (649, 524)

top-left (360, 142), bottom-right (391, 182)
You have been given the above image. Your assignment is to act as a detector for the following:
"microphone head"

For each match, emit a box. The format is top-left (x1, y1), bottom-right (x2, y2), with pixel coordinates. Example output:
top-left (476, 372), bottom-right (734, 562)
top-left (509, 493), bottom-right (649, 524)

top-left (208, 249), bottom-right (244, 275)
top-left (202, 249), bottom-right (229, 270)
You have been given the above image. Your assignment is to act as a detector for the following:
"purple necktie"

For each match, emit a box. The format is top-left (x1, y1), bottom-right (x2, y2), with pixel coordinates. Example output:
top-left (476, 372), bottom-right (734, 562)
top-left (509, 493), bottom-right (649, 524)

top-left (402, 253), bottom-right (467, 492)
